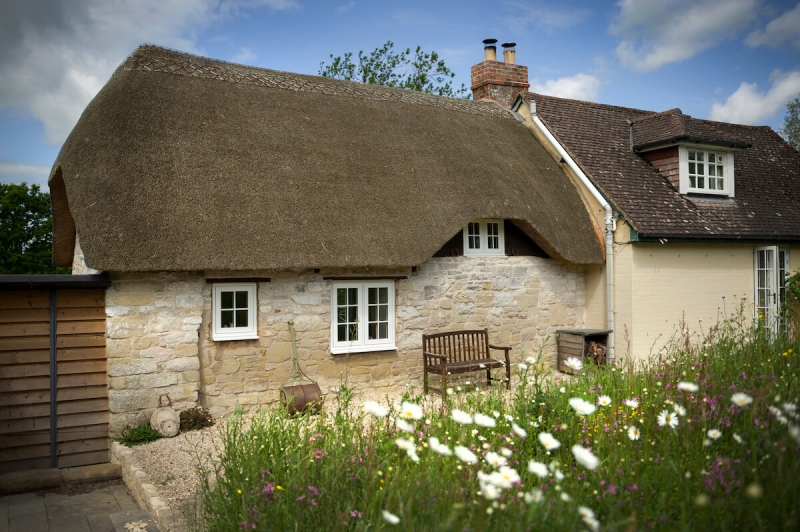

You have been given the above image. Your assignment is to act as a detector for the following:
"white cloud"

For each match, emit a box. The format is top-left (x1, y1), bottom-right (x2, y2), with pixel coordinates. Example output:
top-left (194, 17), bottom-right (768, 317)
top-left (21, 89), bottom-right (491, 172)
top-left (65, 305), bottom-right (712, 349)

top-left (709, 70), bottom-right (800, 125)
top-left (610, 0), bottom-right (758, 72)
top-left (0, 0), bottom-right (296, 146)
top-left (502, 1), bottom-right (591, 32)
top-left (232, 46), bottom-right (257, 64)
top-left (745, 2), bottom-right (800, 50)
top-left (336, 2), bottom-right (356, 14)
top-left (529, 73), bottom-right (601, 101)
top-left (0, 160), bottom-right (52, 186)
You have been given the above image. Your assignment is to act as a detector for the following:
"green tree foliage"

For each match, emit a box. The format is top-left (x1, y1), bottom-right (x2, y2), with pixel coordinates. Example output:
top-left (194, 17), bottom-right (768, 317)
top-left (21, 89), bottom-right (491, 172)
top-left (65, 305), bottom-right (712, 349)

top-left (0, 182), bottom-right (69, 274)
top-left (319, 41), bottom-right (469, 98)
top-left (781, 94), bottom-right (800, 151)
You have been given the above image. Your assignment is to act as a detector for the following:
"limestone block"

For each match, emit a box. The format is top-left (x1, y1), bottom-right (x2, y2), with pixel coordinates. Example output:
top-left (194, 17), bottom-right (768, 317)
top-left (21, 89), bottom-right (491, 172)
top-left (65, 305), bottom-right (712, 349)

top-left (549, 303), bottom-right (567, 325)
top-left (106, 339), bottom-right (132, 358)
top-left (220, 381), bottom-right (244, 394)
top-left (134, 373), bottom-right (178, 389)
top-left (265, 342), bottom-right (293, 363)
top-left (132, 336), bottom-right (160, 350)
top-left (165, 357), bottom-right (200, 372)
top-left (139, 346), bottom-right (172, 360)
top-left (370, 364), bottom-right (391, 380)
top-left (177, 294), bottom-right (204, 309)
top-left (106, 306), bottom-right (132, 317)
top-left (108, 376), bottom-right (127, 390)
top-left (108, 294), bottom-right (154, 307)
top-left (163, 331), bottom-right (198, 347)
top-left (244, 378), bottom-right (270, 392)
top-left (108, 317), bottom-right (148, 339)
top-left (212, 359), bottom-right (241, 375)
top-left (172, 343), bottom-right (199, 358)
top-left (179, 370), bottom-right (200, 384)
top-left (108, 359), bottom-right (157, 377)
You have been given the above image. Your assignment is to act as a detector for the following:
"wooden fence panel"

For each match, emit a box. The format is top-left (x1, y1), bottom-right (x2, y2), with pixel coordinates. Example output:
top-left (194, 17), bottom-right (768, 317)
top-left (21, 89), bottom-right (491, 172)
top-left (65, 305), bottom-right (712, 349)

top-left (0, 288), bottom-right (108, 474)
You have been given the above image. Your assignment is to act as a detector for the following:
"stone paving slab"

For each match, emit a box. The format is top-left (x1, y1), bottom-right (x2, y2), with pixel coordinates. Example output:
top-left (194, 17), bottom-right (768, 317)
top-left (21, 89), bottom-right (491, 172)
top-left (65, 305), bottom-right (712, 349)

top-left (0, 483), bottom-right (159, 532)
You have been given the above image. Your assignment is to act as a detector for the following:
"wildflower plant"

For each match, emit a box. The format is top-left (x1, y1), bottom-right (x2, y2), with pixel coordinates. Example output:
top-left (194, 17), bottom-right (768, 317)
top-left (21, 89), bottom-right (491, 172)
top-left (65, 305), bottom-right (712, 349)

top-left (196, 301), bottom-right (799, 531)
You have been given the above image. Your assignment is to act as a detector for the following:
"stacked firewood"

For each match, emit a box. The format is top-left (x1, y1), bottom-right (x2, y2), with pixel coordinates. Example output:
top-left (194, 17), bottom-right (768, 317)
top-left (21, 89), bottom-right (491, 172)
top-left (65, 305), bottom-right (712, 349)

top-left (584, 341), bottom-right (607, 365)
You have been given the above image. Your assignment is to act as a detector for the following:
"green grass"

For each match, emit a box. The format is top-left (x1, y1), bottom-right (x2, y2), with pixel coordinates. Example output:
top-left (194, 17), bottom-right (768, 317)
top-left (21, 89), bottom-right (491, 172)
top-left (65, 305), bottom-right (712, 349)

top-left (195, 305), bottom-right (799, 531)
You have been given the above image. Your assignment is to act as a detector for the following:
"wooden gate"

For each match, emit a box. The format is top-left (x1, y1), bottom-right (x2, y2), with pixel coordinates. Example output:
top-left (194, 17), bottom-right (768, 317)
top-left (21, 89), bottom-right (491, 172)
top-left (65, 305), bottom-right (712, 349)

top-left (0, 275), bottom-right (111, 474)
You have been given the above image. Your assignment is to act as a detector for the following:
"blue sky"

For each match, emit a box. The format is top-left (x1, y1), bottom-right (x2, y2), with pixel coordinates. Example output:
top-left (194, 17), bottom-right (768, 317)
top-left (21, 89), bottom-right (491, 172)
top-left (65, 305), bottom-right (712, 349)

top-left (1, 0), bottom-right (799, 186)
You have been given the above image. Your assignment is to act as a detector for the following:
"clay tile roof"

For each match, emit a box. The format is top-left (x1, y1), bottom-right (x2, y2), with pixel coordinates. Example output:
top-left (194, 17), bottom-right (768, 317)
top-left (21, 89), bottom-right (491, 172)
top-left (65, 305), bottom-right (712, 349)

top-left (523, 92), bottom-right (800, 240)
top-left (49, 46), bottom-right (604, 271)
top-left (630, 109), bottom-right (751, 151)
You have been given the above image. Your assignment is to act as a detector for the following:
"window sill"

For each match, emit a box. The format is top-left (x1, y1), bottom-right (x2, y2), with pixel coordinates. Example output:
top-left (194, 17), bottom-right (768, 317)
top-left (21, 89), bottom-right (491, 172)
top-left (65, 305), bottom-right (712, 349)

top-left (330, 344), bottom-right (397, 355)
top-left (212, 333), bottom-right (259, 342)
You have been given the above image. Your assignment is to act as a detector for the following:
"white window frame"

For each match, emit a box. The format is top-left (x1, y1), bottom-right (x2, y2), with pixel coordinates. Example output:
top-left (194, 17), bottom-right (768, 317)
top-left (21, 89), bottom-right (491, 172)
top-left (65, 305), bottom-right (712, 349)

top-left (330, 281), bottom-right (396, 354)
top-left (212, 283), bottom-right (258, 341)
top-left (463, 219), bottom-right (505, 257)
top-left (678, 145), bottom-right (735, 197)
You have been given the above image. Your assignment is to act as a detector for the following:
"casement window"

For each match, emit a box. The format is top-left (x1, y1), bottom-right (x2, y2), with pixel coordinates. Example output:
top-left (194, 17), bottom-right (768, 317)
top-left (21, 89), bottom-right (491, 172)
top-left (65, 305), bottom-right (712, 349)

top-left (330, 281), bottom-right (396, 354)
top-left (463, 219), bottom-right (505, 257)
top-left (212, 283), bottom-right (258, 341)
top-left (754, 247), bottom-right (790, 333)
top-left (679, 146), bottom-right (735, 196)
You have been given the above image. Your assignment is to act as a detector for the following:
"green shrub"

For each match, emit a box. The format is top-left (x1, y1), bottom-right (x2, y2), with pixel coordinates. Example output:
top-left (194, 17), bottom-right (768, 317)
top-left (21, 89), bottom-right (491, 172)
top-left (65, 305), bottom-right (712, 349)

top-left (114, 423), bottom-right (162, 447)
top-left (180, 406), bottom-right (215, 432)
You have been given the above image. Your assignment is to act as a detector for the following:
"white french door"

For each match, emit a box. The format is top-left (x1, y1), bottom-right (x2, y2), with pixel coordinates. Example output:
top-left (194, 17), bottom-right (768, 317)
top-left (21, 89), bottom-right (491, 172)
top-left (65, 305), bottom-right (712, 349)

top-left (754, 246), bottom-right (789, 333)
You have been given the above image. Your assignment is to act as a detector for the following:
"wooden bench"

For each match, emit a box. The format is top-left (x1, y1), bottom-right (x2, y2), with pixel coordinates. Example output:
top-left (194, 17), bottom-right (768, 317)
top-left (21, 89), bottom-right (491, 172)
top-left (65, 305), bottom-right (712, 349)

top-left (422, 329), bottom-right (511, 395)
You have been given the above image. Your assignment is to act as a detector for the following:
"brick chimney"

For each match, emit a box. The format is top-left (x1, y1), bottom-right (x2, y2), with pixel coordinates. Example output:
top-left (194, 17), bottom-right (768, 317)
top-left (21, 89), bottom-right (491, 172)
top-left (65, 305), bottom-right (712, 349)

top-left (471, 40), bottom-right (529, 107)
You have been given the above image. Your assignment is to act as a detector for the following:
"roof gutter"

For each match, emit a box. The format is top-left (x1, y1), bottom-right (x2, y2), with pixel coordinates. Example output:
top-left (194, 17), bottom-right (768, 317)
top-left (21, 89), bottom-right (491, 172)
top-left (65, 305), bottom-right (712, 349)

top-left (527, 102), bottom-right (616, 364)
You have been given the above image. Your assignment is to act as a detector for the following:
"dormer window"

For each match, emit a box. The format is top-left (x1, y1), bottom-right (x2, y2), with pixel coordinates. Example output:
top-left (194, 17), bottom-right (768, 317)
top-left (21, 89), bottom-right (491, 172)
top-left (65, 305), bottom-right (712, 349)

top-left (463, 219), bottom-right (505, 257)
top-left (679, 146), bottom-right (734, 196)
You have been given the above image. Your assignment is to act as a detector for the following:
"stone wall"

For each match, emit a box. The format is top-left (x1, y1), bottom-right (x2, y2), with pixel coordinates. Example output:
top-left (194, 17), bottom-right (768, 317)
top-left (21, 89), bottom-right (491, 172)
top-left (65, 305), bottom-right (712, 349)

top-left (103, 256), bottom-right (585, 432)
top-left (105, 272), bottom-right (205, 434)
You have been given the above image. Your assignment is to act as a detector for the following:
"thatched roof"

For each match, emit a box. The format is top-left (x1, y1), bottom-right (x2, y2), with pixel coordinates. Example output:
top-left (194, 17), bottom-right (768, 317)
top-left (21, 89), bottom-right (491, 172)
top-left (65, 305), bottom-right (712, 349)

top-left (50, 45), bottom-right (604, 271)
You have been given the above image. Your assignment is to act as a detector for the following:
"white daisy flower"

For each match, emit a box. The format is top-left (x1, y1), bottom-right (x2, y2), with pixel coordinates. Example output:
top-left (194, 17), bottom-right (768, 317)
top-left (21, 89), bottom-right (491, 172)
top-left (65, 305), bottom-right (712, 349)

top-left (560, 492), bottom-right (572, 502)
top-left (782, 402), bottom-right (797, 413)
top-left (559, 386), bottom-right (566, 394)
top-left (363, 400), bottom-right (388, 418)
top-left (474, 413), bottom-right (496, 428)
top-left (428, 437), bottom-right (452, 456)
top-left (395, 418), bottom-right (414, 433)
top-left (480, 481), bottom-right (500, 500)
top-left (525, 355), bottom-right (536, 364)
top-left (399, 401), bottom-right (423, 420)
top-left (451, 409), bottom-right (473, 425)
top-left (578, 506), bottom-right (596, 519)
top-left (382, 510), bottom-right (400, 525)
top-left (528, 460), bottom-right (549, 478)
top-left (657, 410), bottom-right (679, 428)
top-left (677, 382), bottom-right (699, 392)
top-left (731, 392), bottom-right (753, 407)
top-left (500, 447), bottom-right (513, 458)
top-left (597, 395), bottom-right (612, 407)
top-left (733, 433), bottom-right (743, 444)
top-left (518, 363), bottom-right (528, 371)
top-left (395, 437), bottom-right (415, 452)
top-left (569, 397), bottom-right (597, 416)
top-left (571, 444), bottom-right (600, 470)
top-left (673, 404), bottom-right (687, 416)
top-left (454, 445), bottom-right (478, 464)
top-left (624, 399), bottom-right (639, 409)
top-left (512, 423), bottom-right (527, 438)
top-left (538, 432), bottom-right (561, 451)
top-left (564, 357), bottom-right (583, 372)
top-left (707, 429), bottom-right (722, 440)
top-left (496, 465), bottom-right (520, 487)
top-left (628, 426), bottom-right (641, 441)
top-left (524, 489), bottom-right (544, 503)
top-left (484, 452), bottom-right (507, 468)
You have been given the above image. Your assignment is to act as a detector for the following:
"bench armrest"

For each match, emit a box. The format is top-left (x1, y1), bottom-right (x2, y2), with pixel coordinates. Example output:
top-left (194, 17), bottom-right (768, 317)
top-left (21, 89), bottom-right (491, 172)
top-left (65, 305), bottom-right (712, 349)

top-left (423, 351), bottom-right (447, 361)
top-left (488, 344), bottom-right (511, 364)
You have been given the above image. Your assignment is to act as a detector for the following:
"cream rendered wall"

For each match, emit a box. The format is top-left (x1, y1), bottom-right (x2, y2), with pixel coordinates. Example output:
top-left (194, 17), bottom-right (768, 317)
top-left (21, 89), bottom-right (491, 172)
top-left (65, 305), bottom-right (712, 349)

top-left (626, 243), bottom-right (799, 362)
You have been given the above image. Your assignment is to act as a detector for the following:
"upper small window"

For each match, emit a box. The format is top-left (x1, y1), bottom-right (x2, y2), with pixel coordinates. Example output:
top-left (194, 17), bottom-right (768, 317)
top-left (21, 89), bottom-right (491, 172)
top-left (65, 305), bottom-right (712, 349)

top-left (212, 283), bottom-right (258, 341)
top-left (463, 219), bottom-right (505, 257)
top-left (679, 146), bottom-right (734, 196)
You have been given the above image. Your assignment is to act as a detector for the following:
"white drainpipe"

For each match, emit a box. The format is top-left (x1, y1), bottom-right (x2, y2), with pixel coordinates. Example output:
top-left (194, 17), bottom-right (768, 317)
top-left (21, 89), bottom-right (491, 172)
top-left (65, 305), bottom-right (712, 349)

top-left (527, 104), bottom-right (616, 364)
